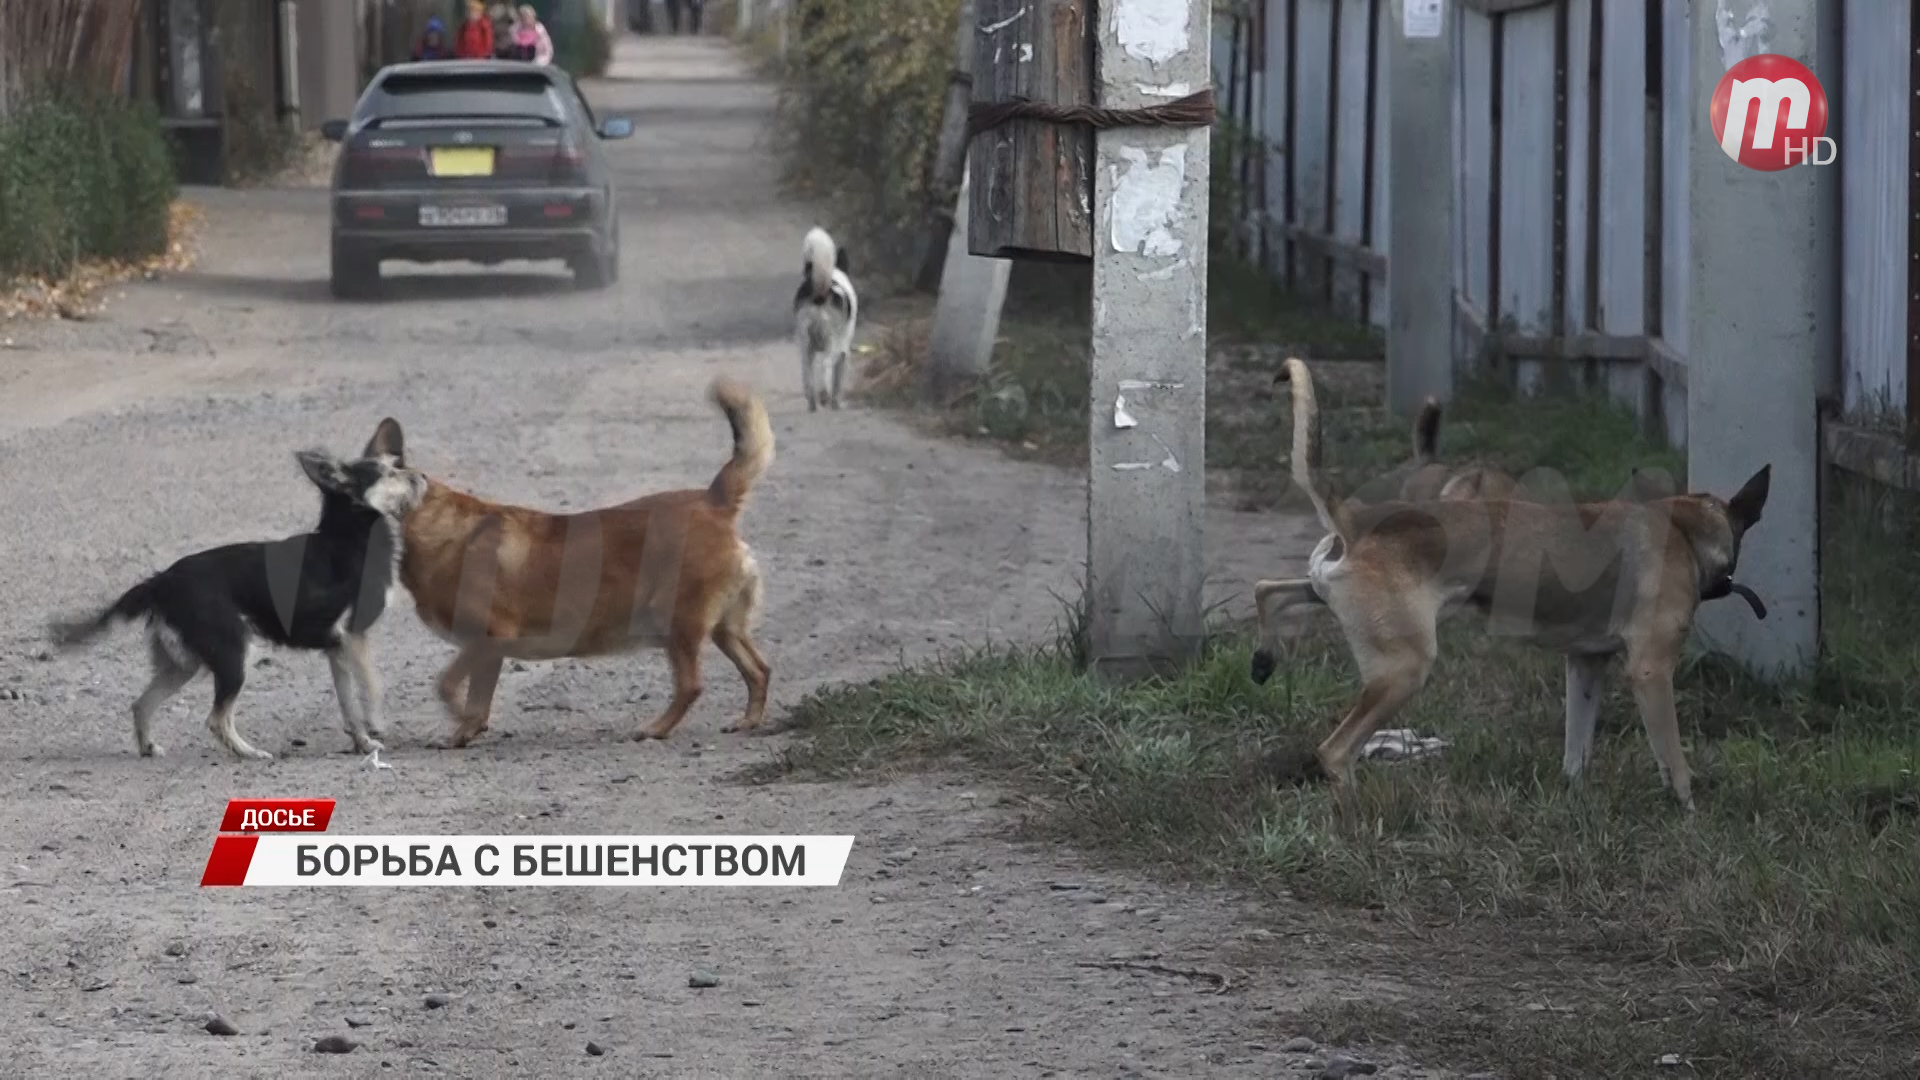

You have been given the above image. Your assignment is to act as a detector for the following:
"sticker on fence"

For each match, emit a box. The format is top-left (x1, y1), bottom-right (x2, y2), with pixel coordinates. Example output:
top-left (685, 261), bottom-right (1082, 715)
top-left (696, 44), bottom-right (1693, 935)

top-left (1403, 0), bottom-right (1443, 39)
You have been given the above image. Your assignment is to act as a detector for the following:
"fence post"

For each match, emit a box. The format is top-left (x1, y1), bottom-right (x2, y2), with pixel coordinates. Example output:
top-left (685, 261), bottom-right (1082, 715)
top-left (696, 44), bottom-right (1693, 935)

top-left (1085, 0), bottom-right (1212, 680)
top-left (1385, 0), bottom-right (1453, 414)
top-left (1684, 0), bottom-right (1831, 676)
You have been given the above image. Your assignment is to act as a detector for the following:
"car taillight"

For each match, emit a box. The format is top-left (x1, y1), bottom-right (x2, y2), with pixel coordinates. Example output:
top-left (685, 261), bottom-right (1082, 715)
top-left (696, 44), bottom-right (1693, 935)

top-left (342, 143), bottom-right (420, 186)
top-left (550, 137), bottom-right (588, 184)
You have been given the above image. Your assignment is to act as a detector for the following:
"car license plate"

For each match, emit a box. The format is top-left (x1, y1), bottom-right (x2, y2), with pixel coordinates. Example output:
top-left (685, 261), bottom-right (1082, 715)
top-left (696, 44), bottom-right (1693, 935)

top-left (419, 204), bottom-right (507, 228)
top-left (428, 146), bottom-right (495, 177)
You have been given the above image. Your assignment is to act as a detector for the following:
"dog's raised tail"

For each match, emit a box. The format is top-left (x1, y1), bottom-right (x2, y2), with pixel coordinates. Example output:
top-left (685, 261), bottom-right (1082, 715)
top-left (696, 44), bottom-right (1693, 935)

top-left (1413, 396), bottom-right (1442, 465)
top-left (48, 580), bottom-right (155, 650)
top-left (1278, 357), bottom-right (1356, 545)
top-left (802, 227), bottom-right (837, 304)
top-left (706, 376), bottom-right (775, 514)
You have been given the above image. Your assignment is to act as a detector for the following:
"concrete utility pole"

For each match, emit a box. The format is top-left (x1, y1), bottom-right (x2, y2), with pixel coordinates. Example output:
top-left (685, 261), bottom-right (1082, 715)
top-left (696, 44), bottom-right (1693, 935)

top-left (1685, 0), bottom-right (1830, 676)
top-left (1086, 0), bottom-right (1211, 679)
top-left (925, 163), bottom-right (1011, 401)
top-left (1385, 0), bottom-right (1453, 414)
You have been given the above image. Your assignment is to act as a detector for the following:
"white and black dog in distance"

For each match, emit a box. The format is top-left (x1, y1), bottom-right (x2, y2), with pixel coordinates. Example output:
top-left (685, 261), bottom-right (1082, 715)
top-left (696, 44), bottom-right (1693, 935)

top-left (793, 226), bottom-right (857, 412)
top-left (47, 449), bottom-right (429, 761)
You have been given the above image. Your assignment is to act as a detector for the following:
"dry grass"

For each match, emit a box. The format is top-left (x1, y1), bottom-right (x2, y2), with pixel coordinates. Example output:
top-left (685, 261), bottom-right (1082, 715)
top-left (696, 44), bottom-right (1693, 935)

top-left (0, 200), bottom-right (200, 323)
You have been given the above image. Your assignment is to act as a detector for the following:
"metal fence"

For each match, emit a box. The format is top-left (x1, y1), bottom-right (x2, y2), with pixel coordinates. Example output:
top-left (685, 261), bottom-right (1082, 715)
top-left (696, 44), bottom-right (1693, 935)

top-left (1212, 0), bottom-right (1917, 487)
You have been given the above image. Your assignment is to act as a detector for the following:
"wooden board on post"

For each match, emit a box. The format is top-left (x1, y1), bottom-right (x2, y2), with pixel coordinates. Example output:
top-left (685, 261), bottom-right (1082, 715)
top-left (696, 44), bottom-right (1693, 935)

top-left (967, 0), bottom-right (1094, 262)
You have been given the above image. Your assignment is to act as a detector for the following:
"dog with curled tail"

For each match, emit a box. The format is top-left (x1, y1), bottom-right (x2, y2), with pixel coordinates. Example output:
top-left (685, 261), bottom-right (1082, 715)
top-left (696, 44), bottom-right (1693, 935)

top-left (793, 227), bottom-right (857, 412)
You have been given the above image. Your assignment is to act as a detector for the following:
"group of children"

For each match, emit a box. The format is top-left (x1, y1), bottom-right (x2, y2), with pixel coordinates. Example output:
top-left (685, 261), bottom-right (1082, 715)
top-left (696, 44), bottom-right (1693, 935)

top-left (413, 2), bottom-right (554, 66)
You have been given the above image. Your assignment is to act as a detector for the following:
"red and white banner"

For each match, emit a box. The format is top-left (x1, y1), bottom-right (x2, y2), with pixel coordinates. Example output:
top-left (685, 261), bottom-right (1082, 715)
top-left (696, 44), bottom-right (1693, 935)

top-left (200, 800), bottom-right (853, 887)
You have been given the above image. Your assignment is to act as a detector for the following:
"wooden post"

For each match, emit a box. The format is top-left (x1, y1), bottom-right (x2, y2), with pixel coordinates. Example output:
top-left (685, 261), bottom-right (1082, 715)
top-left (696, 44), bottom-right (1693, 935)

top-left (914, 0), bottom-right (979, 292)
top-left (1085, 0), bottom-right (1211, 678)
top-left (967, 0), bottom-right (1094, 261)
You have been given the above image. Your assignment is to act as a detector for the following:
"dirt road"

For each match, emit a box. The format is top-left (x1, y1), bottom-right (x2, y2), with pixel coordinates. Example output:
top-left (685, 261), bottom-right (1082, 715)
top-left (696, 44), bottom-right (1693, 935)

top-left (0, 37), bottom-right (1411, 1077)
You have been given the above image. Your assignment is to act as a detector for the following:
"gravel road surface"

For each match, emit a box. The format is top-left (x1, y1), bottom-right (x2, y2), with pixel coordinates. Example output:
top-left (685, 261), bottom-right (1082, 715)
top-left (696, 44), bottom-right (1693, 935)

top-left (0, 36), bottom-right (1419, 1078)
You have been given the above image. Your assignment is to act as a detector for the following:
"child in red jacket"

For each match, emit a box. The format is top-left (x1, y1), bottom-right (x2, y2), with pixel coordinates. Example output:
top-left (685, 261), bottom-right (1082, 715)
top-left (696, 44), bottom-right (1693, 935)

top-left (455, 0), bottom-right (495, 59)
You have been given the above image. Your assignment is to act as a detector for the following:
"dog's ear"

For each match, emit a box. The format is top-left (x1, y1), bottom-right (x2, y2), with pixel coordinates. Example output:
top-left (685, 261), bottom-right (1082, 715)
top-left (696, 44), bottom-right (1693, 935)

top-left (365, 418), bottom-right (405, 464)
top-left (1727, 464), bottom-right (1772, 531)
top-left (295, 449), bottom-right (350, 494)
top-left (835, 246), bottom-right (850, 275)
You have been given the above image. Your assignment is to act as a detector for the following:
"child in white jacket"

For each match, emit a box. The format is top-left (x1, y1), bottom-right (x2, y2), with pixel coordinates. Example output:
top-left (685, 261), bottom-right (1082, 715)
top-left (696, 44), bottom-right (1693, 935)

top-left (513, 5), bottom-right (554, 66)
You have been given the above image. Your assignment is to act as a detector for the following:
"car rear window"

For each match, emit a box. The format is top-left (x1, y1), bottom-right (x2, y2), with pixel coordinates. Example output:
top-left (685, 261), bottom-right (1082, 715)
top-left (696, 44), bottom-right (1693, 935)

top-left (363, 73), bottom-right (565, 124)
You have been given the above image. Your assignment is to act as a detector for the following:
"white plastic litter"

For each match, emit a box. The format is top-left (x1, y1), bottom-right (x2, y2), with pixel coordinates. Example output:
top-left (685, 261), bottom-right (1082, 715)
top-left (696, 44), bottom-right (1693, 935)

top-left (1360, 729), bottom-right (1448, 762)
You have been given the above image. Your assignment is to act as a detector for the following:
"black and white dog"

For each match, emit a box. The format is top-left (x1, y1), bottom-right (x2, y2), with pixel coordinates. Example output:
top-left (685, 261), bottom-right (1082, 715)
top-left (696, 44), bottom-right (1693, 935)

top-left (793, 226), bottom-right (858, 412)
top-left (48, 449), bottom-right (429, 761)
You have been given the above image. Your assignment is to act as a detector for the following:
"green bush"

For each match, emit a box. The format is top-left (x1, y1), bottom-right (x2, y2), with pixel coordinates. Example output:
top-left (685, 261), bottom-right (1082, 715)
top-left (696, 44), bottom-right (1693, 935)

top-left (553, 2), bottom-right (615, 78)
top-left (774, 0), bottom-right (959, 279)
top-left (0, 91), bottom-right (176, 279)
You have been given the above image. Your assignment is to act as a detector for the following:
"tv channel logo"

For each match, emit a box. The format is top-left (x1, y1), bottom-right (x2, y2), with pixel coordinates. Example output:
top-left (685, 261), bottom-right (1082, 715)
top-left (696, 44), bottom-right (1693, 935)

top-left (1710, 54), bottom-right (1833, 171)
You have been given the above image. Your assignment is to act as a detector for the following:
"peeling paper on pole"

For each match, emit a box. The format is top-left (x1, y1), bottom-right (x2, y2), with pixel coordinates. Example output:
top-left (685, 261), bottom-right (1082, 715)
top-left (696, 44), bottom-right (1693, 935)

top-left (981, 6), bottom-right (1028, 35)
top-left (1109, 145), bottom-right (1187, 258)
top-left (1715, 0), bottom-right (1771, 69)
top-left (1114, 395), bottom-right (1138, 429)
top-left (1114, 0), bottom-right (1190, 64)
top-left (1150, 433), bottom-right (1182, 473)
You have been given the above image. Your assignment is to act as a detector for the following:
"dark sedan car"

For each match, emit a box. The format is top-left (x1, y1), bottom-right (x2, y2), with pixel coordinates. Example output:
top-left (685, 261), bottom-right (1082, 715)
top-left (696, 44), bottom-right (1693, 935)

top-left (321, 61), bottom-right (632, 299)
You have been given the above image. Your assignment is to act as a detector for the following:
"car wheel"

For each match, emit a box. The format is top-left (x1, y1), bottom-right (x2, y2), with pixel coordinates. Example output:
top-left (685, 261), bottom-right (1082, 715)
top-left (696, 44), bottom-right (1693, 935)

top-left (571, 243), bottom-right (614, 291)
top-left (330, 239), bottom-right (380, 300)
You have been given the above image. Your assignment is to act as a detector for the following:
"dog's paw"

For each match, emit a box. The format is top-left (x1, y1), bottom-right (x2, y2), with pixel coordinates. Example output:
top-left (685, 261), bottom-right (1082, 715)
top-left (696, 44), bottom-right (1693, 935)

top-left (139, 742), bottom-right (165, 759)
top-left (243, 748), bottom-right (275, 762)
top-left (1249, 649), bottom-right (1278, 685)
top-left (633, 726), bottom-right (670, 742)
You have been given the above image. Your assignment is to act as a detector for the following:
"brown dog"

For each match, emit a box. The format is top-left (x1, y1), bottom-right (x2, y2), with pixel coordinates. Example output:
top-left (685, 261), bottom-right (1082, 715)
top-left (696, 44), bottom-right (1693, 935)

top-left (1251, 357), bottom-right (1769, 810)
top-left (363, 377), bottom-right (774, 746)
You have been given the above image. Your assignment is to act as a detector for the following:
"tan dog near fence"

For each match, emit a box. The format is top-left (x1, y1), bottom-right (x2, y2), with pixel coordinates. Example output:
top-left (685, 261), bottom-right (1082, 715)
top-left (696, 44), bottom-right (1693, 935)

top-left (1251, 357), bottom-right (1770, 810)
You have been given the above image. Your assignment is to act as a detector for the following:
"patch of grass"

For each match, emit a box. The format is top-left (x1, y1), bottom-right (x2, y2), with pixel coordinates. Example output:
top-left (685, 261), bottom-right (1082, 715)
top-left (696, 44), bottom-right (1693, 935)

top-left (1238, 367), bottom-right (1691, 512)
top-left (773, 485), bottom-right (1920, 1076)
top-left (859, 251), bottom-right (1681, 513)
top-left (1207, 252), bottom-right (1385, 360)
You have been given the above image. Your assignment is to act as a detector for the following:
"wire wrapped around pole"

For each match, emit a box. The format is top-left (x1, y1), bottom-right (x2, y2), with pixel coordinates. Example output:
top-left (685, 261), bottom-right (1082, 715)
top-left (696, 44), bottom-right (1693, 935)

top-left (965, 88), bottom-right (1217, 141)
